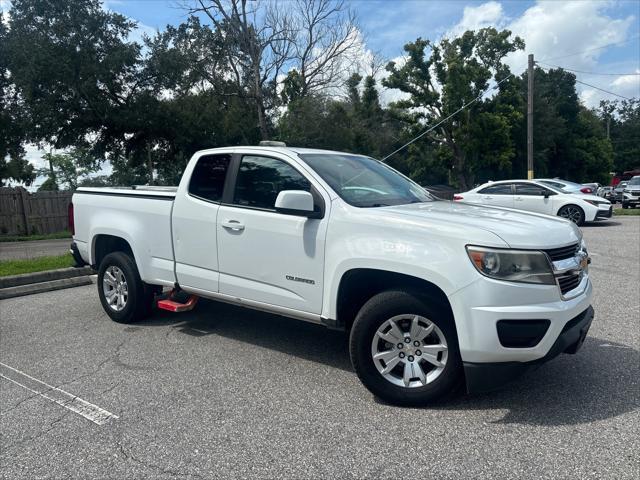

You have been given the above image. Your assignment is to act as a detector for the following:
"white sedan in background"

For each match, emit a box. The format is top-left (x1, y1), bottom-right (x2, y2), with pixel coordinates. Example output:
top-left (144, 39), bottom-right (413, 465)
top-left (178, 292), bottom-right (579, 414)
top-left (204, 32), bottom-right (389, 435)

top-left (454, 180), bottom-right (612, 225)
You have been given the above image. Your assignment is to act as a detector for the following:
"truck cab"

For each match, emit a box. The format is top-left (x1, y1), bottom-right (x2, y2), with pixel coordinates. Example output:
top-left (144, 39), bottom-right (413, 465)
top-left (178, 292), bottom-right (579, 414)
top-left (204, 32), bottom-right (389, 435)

top-left (71, 145), bottom-right (594, 406)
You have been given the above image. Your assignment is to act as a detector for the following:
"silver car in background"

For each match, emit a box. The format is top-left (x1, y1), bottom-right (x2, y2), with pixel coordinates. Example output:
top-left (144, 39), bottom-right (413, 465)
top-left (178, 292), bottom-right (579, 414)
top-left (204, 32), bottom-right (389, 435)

top-left (537, 178), bottom-right (595, 195)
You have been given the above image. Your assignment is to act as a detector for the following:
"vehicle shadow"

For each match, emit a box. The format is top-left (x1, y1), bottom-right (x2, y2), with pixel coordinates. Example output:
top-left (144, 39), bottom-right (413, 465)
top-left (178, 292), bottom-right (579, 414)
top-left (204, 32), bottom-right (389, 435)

top-left (140, 299), bottom-right (639, 426)
top-left (143, 298), bottom-right (353, 372)
top-left (582, 220), bottom-right (622, 228)
top-left (432, 337), bottom-right (640, 426)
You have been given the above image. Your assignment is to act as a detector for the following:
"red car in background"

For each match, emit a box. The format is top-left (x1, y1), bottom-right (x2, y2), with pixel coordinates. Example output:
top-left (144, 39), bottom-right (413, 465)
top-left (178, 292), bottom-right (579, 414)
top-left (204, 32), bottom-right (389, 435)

top-left (612, 169), bottom-right (640, 187)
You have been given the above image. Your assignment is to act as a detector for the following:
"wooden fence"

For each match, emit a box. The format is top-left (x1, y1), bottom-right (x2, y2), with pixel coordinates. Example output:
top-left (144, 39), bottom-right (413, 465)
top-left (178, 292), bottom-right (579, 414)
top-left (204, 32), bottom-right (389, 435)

top-left (0, 187), bottom-right (72, 236)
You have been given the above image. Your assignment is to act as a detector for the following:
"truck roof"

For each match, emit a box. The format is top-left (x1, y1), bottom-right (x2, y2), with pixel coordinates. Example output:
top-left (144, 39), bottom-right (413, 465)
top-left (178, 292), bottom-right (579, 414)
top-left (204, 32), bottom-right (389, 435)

top-left (196, 146), bottom-right (361, 157)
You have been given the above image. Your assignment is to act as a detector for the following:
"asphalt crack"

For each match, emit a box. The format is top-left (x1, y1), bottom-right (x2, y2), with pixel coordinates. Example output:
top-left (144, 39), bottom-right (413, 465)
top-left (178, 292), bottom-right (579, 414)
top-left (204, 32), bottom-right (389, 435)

top-left (117, 441), bottom-right (205, 479)
top-left (0, 339), bottom-right (128, 416)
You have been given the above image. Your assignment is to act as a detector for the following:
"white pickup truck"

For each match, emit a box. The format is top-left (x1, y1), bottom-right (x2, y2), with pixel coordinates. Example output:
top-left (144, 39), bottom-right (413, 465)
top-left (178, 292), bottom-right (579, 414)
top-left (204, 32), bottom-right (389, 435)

top-left (71, 144), bottom-right (594, 405)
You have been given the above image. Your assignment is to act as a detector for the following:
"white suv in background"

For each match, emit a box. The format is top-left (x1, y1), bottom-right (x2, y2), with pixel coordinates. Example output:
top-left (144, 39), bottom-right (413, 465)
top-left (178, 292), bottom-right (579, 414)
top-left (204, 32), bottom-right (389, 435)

top-left (455, 180), bottom-right (612, 225)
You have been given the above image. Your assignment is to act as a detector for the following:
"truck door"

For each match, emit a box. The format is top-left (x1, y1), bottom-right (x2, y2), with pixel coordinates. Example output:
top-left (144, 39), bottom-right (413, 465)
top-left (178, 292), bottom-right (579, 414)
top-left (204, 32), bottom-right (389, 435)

top-left (216, 154), bottom-right (329, 314)
top-left (172, 154), bottom-right (232, 292)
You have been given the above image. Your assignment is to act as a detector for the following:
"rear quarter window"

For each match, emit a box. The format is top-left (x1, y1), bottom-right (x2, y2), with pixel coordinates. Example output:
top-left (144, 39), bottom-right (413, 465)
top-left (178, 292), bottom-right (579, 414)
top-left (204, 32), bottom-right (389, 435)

top-left (189, 154), bottom-right (231, 202)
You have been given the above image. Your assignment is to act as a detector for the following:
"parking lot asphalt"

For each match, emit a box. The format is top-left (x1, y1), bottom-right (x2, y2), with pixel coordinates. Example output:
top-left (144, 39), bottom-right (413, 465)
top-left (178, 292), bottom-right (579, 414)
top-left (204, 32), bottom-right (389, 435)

top-left (1, 217), bottom-right (639, 479)
top-left (0, 239), bottom-right (71, 261)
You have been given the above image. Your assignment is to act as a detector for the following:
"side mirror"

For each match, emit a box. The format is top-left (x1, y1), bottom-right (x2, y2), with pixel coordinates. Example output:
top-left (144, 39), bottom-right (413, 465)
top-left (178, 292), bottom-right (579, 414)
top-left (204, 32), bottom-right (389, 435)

top-left (543, 192), bottom-right (550, 198)
top-left (275, 190), bottom-right (315, 217)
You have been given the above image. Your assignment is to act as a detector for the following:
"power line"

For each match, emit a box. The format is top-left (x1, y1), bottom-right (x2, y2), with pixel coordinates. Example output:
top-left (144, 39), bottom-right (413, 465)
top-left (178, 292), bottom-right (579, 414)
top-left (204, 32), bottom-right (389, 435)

top-left (537, 61), bottom-right (640, 76)
top-left (537, 65), bottom-right (634, 100)
top-left (381, 73), bottom-right (516, 162)
top-left (573, 78), bottom-right (633, 101)
top-left (538, 35), bottom-right (640, 63)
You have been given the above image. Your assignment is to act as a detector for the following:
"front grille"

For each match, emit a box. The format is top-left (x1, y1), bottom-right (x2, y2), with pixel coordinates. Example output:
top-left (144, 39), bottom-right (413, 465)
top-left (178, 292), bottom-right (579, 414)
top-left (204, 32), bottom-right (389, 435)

top-left (557, 273), bottom-right (581, 294)
top-left (544, 243), bottom-right (579, 261)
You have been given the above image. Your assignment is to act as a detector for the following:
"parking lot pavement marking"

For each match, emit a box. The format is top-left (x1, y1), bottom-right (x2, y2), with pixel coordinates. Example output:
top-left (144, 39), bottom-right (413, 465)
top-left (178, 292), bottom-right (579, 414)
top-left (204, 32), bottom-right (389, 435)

top-left (0, 362), bottom-right (119, 426)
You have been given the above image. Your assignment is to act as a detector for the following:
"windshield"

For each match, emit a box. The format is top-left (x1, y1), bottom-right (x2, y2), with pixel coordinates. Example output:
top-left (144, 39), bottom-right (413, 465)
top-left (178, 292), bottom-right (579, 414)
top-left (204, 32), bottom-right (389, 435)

top-left (298, 153), bottom-right (434, 207)
top-left (628, 177), bottom-right (640, 186)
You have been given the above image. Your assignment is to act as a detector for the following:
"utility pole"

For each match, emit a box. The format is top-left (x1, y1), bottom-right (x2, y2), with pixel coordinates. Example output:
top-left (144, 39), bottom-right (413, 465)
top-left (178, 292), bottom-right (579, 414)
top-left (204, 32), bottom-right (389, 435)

top-left (527, 53), bottom-right (534, 180)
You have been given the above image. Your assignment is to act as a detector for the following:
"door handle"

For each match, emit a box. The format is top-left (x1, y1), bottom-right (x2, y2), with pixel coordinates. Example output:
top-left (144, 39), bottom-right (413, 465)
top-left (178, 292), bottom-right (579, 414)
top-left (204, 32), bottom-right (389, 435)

top-left (482, 196), bottom-right (493, 200)
top-left (221, 219), bottom-right (245, 231)
top-left (515, 197), bottom-right (524, 201)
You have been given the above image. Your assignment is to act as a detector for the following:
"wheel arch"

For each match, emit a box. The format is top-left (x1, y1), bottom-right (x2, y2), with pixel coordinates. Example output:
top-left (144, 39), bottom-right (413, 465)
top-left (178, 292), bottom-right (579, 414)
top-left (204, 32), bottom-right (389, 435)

top-left (335, 268), bottom-right (455, 333)
top-left (92, 234), bottom-right (136, 270)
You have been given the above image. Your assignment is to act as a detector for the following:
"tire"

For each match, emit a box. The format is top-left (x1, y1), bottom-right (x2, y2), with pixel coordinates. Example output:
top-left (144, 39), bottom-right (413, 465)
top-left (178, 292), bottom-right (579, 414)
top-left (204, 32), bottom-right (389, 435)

top-left (622, 202), bottom-right (629, 209)
top-left (349, 290), bottom-right (463, 406)
top-left (98, 251), bottom-right (155, 323)
top-left (557, 204), bottom-right (585, 226)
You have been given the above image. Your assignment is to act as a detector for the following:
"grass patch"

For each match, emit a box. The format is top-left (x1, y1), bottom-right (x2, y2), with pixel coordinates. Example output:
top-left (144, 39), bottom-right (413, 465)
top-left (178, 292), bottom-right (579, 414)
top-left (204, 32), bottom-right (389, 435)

top-left (0, 253), bottom-right (75, 277)
top-left (0, 231), bottom-right (71, 242)
top-left (613, 208), bottom-right (640, 216)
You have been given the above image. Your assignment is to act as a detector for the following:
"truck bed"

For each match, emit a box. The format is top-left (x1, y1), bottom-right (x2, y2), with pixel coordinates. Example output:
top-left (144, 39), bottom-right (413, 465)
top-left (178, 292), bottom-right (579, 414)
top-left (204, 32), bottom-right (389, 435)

top-left (73, 187), bottom-right (177, 286)
top-left (76, 186), bottom-right (177, 199)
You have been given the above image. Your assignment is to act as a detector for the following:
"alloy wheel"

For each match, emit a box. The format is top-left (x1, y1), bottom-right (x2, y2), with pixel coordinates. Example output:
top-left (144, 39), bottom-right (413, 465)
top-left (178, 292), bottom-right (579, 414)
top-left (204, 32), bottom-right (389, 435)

top-left (102, 265), bottom-right (128, 312)
top-left (560, 206), bottom-right (583, 224)
top-left (371, 314), bottom-right (448, 388)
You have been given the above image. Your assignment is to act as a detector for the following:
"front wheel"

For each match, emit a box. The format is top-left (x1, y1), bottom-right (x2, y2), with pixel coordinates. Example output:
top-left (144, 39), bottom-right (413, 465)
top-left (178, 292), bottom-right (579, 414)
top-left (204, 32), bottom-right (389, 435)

top-left (557, 204), bottom-right (585, 226)
top-left (622, 202), bottom-right (629, 209)
top-left (349, 290), bottom-right (462, 406)
top-left (98, 251), bottom-right (155, 323)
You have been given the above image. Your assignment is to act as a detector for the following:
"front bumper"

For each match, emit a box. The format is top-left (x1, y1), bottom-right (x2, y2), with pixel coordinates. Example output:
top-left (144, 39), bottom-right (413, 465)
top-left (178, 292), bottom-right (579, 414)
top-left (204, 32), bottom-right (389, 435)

top-left (622, 193), bottom-right (640, 205)
top-left (463, 306), bottom-right (594, 393)
top-left (595, 206), bottom-right (613, 218)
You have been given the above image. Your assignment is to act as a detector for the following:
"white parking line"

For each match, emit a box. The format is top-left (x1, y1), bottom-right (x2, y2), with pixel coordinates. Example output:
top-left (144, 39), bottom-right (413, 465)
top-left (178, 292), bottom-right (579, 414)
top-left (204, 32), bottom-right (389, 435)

top-left (0, 362), bottom-right (119, 426)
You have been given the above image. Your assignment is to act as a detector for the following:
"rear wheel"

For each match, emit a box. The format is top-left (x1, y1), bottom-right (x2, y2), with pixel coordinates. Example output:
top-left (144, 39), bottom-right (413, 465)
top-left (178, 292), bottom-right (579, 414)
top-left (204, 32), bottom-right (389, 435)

top-left (349, 290), bottom-right (462, 406)
top-left (98, 252), bottom-right (155, 323)
top-left (557, 204), bottom-right (585, 226)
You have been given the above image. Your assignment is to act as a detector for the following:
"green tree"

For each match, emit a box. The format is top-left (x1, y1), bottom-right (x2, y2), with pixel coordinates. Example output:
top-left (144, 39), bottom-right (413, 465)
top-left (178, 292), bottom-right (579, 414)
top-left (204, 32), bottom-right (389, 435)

top-left (383, 29), bottom-right (525, 189)
top-left (570, 108), bottom-right (613, 184)
top-left (607, 99), bottom-right (640, 174)
top-left (38, 149), bottom-right (100, 191)
top-left (0, 13), bottom-right (34, 186)
top-left (6, 0), bottom-right (141, 155)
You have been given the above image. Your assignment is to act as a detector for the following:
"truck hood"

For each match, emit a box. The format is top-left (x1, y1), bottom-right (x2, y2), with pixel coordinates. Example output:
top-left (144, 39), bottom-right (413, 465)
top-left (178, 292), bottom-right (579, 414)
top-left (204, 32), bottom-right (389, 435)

top-left (380, 201), bottom-right (581, 249)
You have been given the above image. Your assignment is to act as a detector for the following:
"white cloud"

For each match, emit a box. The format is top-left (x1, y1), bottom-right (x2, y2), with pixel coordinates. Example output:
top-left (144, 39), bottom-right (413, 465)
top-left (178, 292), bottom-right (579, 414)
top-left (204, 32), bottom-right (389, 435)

top-left (611, 71), bottom-right (640, 97)
top-left (505, 1), bottom-right (634, 72)
top-left (445, 1), bottom-right (638, 107)
top-left (448, 1), bottom-right (505, 37)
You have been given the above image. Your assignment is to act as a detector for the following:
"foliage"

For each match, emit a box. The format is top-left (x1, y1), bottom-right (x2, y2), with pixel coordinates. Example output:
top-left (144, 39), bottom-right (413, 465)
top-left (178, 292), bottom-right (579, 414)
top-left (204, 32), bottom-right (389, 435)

top-left (37, 149), bottom-right (101, 191)
top-left (1, 0), bottom-right (637, 191)
top-left (383, 29), bottom-right (525, 190)
top-left (602, 99), bottom-right (640, 173)
top-left (0, 15), bottom-right (34, 186)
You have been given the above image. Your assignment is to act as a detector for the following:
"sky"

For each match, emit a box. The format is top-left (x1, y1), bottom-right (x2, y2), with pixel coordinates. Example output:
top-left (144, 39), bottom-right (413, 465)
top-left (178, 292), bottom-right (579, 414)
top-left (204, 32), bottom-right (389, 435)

top-left (4, 0), bottom-right (640, 187)
top-left (103, 0), bottom-right (640, 103)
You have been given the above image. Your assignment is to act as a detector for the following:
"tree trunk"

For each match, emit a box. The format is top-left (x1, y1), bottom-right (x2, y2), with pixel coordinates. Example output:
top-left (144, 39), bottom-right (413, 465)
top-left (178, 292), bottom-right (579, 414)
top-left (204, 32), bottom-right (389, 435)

top-left (256, 96), bottom-right (268, 140)
top-left (252, 61), bottom-right (269, 140)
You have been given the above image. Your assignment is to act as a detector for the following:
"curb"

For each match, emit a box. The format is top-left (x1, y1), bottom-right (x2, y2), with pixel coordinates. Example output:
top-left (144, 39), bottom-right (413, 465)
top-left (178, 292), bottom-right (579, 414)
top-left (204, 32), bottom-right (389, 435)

top-left (0, 266), bottom-right (94, 289)
top-left (0, 276), bottom-right (93, 300)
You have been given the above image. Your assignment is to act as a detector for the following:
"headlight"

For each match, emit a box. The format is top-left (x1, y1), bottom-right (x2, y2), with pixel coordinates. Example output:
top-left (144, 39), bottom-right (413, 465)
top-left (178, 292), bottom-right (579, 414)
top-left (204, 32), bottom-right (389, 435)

top-left (584, 199), bottom-right (608, 206)
top-left (466, 246), bottom-right (555, 285)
